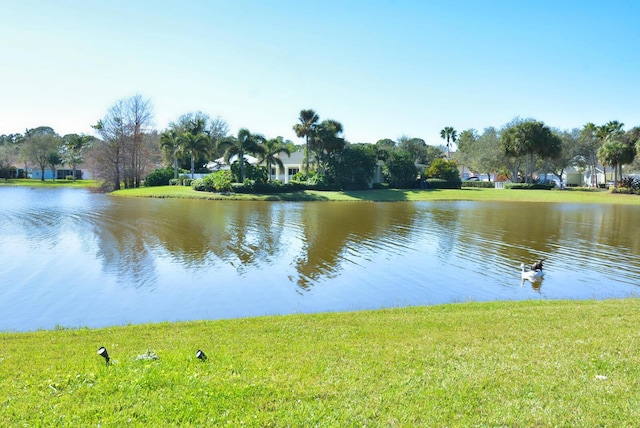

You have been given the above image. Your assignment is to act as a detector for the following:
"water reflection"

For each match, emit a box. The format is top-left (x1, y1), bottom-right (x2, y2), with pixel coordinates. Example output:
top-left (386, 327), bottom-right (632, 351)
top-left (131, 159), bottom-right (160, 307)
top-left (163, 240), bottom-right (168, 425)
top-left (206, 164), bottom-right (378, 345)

top-left (1, 187), bottom-right (639, 331)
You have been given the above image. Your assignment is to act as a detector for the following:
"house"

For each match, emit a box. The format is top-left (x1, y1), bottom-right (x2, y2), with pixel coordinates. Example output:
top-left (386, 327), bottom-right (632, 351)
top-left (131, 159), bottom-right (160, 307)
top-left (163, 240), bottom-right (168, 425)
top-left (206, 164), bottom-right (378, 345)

top-left (272, 151), bottom-right (386, 186)
top-left (272, 151), bottom-right (305, 183)
top-left (203, 150), bottom-right (388, 187)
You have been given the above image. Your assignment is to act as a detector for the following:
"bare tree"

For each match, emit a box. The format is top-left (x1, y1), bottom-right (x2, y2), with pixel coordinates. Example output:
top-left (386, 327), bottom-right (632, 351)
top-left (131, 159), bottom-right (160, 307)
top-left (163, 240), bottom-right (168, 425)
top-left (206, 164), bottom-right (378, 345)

top-left (93, 94), bottom-right (154, 190)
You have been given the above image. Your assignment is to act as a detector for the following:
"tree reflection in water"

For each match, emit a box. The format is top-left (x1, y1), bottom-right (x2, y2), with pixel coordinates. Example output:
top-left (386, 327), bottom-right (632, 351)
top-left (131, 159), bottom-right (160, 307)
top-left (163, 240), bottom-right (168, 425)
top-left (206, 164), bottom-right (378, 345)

top-left (2, 187), bottom-right (640, 331)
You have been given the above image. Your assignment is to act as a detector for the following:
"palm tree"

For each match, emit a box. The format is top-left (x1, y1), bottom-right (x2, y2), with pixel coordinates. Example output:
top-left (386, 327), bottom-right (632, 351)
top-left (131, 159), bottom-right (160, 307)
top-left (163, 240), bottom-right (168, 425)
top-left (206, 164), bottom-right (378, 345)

top-left (259, 136), bottom-right (291, 181)
top-left (440, 126), bottom-right (458, 159)
top-left (312, 119), bottom-right (345, 171)
top-left (62, 133), bottom-right (94, 181)
top-left (178, 131), bottom-right (209, 179)
top-left (595, 121), bottom-right (625, 184)
top-left (160, 129), bottom-right (181, 179)
top-left (218, 128), bottom-right (266, 182)
top-left (293, 109), bottom-right (319, 172)
top-left (598, 137), bottom-right (634, 186)
top-left (500, 120), bottom-right (558, 183)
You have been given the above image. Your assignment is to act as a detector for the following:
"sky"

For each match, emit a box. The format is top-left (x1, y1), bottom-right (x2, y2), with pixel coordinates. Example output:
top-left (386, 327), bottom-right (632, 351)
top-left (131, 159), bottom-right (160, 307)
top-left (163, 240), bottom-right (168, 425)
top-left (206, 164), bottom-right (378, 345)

top-left (1, 0), bottom-right (639, 146)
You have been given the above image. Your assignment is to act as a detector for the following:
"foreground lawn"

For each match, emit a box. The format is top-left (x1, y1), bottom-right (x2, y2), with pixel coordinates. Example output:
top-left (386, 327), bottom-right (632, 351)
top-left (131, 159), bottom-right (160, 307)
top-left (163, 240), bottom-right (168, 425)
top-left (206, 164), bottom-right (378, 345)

top-left (2, 299), bottom-right (640, 426)
top-left (112, 185), bottom-right (640, 205)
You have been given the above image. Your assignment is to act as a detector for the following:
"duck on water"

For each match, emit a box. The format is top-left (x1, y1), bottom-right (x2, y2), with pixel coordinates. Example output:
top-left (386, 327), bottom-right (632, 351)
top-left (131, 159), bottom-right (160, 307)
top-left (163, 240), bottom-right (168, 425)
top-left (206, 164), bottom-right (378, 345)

top-left (521, 258), bottom-right (545, 281)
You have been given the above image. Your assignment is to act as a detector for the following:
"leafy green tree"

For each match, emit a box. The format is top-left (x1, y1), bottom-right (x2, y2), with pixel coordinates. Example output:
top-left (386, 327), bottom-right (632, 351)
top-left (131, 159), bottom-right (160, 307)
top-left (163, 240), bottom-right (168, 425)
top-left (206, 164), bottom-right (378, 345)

top-left (62, 134), bottom-right (94, 181)
top-left (383, 150), bottom-right (417, 188)
top-left (374, 138), bottom-right (396, 161)
top-left (475, 128), bottom-right (506, 182)
top-left (425, 158), bottom-right (460, 181)
top-left (423, 145), bottom-right (445, 168)
top-left (546, 129), bottom-right (582, 184)
top-left (579, 123), bottom-right (601, 186)
top-left (0, 144), bottom-right (13, 178)
top-left (259, 136), bottom-right (292, 181)
top-left (327, 143), bottom-right (377, 190)
top-left (0, 133), bottom-right (23, 178)
top-left (397, 135), bottom-right (427, 164)
top-left (22, 127), bottom-right (61, 181)
top-left (440, 126), bottom-right (457, 159)
top-left (624, 126), bottom-right (640, 172)
top-left (293, 109), bottom-right (319, 172)
top-left (500, 119), bottom-right (559, 183)
top-left (168, 111), bottom-right (229, 171)
top-left (454, 129), bottom-right (478, 170)
top-left (218, 128), bottom-right (266, 182)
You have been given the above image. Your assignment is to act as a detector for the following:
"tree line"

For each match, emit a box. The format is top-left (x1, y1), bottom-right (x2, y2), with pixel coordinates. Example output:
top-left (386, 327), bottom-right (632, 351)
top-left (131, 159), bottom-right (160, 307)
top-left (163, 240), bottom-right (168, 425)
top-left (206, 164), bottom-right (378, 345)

top-left (1, 93), bottom-right (639, 190)
top-left (455, 118), bottom-right (640, 187)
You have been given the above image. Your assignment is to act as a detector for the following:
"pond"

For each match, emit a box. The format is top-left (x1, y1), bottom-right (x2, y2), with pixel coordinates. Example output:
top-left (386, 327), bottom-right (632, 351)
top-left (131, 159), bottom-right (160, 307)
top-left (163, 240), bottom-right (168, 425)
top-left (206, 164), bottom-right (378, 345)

top-left (1, 186), bottom-right (639, 331)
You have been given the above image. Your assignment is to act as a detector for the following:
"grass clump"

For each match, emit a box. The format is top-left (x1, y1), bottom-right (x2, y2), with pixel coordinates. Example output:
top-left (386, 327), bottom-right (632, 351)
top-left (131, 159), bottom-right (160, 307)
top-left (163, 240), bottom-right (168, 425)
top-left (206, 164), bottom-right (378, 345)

top-left (2, 299), bottom-right (640, 426)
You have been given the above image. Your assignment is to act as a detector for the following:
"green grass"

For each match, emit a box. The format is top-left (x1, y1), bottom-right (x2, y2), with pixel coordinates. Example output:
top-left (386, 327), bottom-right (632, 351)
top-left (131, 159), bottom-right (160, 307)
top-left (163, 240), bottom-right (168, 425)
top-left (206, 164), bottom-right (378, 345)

top-left (0, 178), bottom-right (99, 189)
top-left (2, 299), bottom-right (640, 426)
top-left (111, 185), bottom-right (640, 205)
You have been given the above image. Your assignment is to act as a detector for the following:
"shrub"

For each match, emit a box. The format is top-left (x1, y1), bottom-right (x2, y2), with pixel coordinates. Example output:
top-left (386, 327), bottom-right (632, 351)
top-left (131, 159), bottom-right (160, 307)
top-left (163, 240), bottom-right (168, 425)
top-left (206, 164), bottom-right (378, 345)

top-left (505, 183), bottom-right (554, 190)
top-left (144, 168), bottom-right (175, 187)
top-left (461, 181), bottom-right (494, 188)
top-left (616, 177), bottom-right (639, 194)
top-left (191, 171), bottom-right (231, 193)
top-left (233, 181), bottom-right (309, 194)
top-left (65, 175), bottom-right (74, 180)
top-left (291, 172), bottom-right (308, 182)
top-left (212, 170), bottom-right (233, 192)
top-left (191, 178), bottom-right (206, 191)
top-left (425, 178), bottom-right (461, 189)
top-left (169, 179), bottom-right (180, 186)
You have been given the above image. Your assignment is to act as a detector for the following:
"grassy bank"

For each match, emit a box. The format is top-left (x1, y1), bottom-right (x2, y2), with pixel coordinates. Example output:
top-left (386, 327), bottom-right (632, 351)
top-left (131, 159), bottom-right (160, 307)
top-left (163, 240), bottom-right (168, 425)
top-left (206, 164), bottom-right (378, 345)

top-left (3, 178), bottom-right (638, 204)
top-left (0, 178), bottom-right (99, 189)
top-left (111, 184), bottom-right (640, 205)
top-left (2, 299), bottom-right (640, 426)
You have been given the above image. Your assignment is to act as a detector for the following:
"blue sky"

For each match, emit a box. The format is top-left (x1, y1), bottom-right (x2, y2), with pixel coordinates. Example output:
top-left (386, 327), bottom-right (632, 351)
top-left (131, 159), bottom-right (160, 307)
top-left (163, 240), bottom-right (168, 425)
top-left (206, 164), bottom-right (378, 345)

top-left (1, 0), bottom-right (638, 145)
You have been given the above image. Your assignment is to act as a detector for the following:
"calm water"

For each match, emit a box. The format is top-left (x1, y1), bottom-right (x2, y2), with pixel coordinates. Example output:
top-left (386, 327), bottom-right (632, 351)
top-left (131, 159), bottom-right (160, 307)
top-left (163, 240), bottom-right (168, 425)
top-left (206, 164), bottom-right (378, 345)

top-left (1, 187), bottom-right (639, 331)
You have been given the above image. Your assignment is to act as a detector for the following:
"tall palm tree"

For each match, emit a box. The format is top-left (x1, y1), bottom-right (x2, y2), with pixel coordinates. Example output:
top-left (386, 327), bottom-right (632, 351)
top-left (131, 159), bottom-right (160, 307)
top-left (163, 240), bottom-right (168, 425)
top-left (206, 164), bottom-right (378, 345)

top-left (595, 121), bottom-right (625, 184)
top-left (293, 109), bottom-right (319, 172)
top-left (160, 129), bottom-right (180, 179)
top-left (440, 126), bottom-right (458, 159)
top-left (259, 136), bottom-right (291, 181)
top-left (218, 128), bottom-right (266, 182)
top-left (178, 131), bottom-right (209, 178)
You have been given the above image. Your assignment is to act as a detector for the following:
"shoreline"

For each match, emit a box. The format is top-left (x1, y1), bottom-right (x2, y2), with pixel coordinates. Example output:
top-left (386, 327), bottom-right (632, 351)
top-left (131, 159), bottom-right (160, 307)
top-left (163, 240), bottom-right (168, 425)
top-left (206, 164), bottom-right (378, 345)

top-left (3, 179), bottom-right (639, 204)
top-left (111, 184), bottom-right (640, 205)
